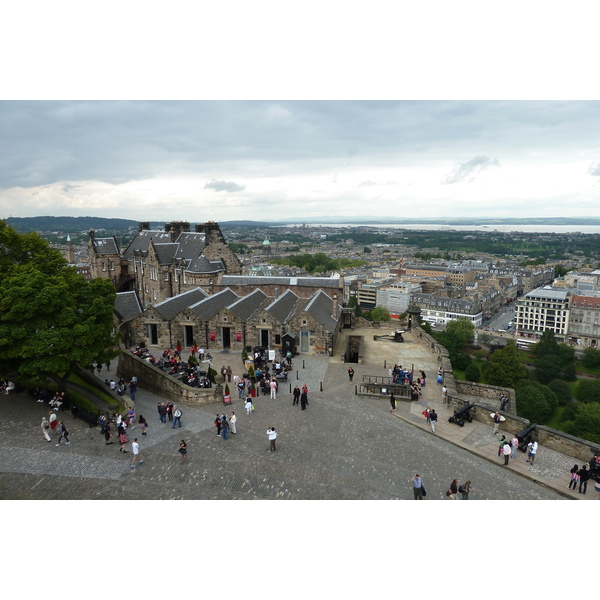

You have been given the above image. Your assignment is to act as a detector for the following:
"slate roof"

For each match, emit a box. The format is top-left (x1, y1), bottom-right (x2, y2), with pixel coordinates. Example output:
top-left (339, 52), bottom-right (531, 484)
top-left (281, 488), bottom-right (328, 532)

top-left (185, 255), bottom-right (225, 274)
top-left (152, 242), bottom-right (179, 265)
top-left (91, 237), bottom-right (119, 255)
top-left (227, 289), bottom-right (269, 321)
top-left (122, 230), bottom-right (173, 260)
top-left (114, 291), bottom-right (143, 323)
top-left (219, 275), bottom-right (341, 288)
top-left (303, 290), bottom-right (338, 332)
top-left (154, 287), bottom-right (209, 320)
top-left (189, 288), bottom-right (239, 320)
top-left (264, 289), bottom-right (302, 323)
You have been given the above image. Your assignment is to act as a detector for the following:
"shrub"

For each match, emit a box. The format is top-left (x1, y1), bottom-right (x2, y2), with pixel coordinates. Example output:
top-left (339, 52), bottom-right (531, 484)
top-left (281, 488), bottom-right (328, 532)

top-left (547, 379), bottom-right (573, 406)
top-left (576, 379), bottom-right (600, 404)
top-left (515, 380), bottom-right (557, 424)
top-left (453, 353), bottom-right (472, 371)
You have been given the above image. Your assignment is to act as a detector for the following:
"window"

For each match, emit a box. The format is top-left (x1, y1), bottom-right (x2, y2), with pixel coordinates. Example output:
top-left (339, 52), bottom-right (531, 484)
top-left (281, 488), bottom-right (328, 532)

top-left (101, 262), bottom-right (106, 272)
top-left (164, 272), bottom-right (169, 281)
top-left (110, 261), bottom-right (114, 271)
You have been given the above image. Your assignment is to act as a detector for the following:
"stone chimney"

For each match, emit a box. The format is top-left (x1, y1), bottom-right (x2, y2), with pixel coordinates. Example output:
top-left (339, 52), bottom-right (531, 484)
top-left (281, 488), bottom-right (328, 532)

top-left (139, 222), bottom-right (150, 231)
top-left (332, 294), bottom-right (338, 317)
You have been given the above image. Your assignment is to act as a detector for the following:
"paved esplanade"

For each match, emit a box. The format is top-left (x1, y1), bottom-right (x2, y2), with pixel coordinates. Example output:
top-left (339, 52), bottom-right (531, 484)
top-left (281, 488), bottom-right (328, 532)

top-left (0, 329), bottom-right (577, 500)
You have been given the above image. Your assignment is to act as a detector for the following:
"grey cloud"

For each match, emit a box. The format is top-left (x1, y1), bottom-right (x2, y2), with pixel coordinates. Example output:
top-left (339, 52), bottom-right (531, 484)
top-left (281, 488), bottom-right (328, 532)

top-left (204, 179), bottom-right (246, 192)
top-left (442, 155), bottom-right (499, 184)
top-left (358, 180), bottom-right (377, 187)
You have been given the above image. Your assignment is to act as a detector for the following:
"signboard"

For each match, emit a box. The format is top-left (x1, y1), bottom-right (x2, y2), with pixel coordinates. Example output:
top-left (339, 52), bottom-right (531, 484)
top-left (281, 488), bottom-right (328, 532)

top-left (268, 349), bottom-right (276, 361)
top-left (210, 331), bottom-right (216, 342)
top-left (235, 332), bottom-right (242, 342)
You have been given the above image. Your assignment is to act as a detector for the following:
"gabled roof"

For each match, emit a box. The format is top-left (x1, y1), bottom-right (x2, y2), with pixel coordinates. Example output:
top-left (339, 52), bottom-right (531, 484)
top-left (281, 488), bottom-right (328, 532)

top-left (152, 242), bottom-right (178, 265)
top-left (227, 288), bottom-right (269, 321)
top-left (185, 255), bottom-right (225, 274)
top-left (114, 291), bottom-right (143, 323)
top-left (91, 237), bottom-right (119, 255)
top-left (265, 289), bottom-right (301, 323)
top-left (189, 288), bottom-right (239, 320)
top-left (303, 290), bottom-right (338, 333)
top-left (154, 287), bottom-right (209, 320)
top-left (122, 230), bottom-right (173, 260)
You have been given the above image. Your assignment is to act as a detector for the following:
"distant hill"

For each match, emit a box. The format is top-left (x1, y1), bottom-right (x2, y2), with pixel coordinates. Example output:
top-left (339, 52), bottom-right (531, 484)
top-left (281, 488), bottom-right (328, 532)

top-left (5, 216), bottom-right (140, 234)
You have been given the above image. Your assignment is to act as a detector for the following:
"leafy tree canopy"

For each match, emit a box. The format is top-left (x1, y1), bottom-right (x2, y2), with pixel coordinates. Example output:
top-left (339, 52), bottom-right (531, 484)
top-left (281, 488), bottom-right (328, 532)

top-left (435, 317), bottom-right (474, 357)
top-left (562, 402), bottom-right (600, 445)
top-left (485, 343), bottom-right (529, 387)
top-left (576, 378), bottom-right (600, 404)
top-left (582, 346), bottom-right (600, 369)
top-left (515, 380), bottom-right (557, 424)
top-left (363, 306), bottom-right (390, 322)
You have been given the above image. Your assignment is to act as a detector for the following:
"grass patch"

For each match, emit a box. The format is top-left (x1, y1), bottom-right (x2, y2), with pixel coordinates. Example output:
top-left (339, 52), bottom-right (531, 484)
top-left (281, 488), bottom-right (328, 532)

top-left (544, 405), bottom-right (565, 430)
top-left (68, 374), bottom-right (119, 407)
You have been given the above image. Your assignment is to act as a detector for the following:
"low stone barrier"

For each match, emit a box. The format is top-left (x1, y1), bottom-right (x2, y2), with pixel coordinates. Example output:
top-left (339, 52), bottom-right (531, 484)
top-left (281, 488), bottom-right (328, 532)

top-left (117, 350), bottom-right (222, 407)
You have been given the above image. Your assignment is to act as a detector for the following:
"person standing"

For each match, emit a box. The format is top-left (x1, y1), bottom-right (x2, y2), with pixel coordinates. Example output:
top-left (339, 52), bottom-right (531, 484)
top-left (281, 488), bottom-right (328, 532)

top-left (410, 474), bottom-right (424, 500)
top-left (502, 442), bottom-right (511, 465)
top-left (300, 388), bottom-right (308, 410)
top-left (55, 421), bottom-right (70, 446)
top-left (459, 480), bottom-right (474, 500)
top-left (526, 440), bottom-right (538, 465)
top-left (441, 385), bottom-right (448, 404)
top-left (131, 438), bottom-right (142, 468)
top-left (492, 411), bottom-right (502, 435)
top-left (41, 416), bottom-right (52, 442)
top-left (422, 407), bottom-right (431, 426)
top-left (267, 427), bottom-right (277, 451)
top-left (127, 407), bottom-right (135, 429)
top-left (437, 365), bottom-right (444, 385)
top-left (269, 378), bottom-right (278, 399)
top-left (166, 401), bottom-right (174, 422)
top-left (230, 411), bottom-right (237, 434)
top-left (292, 385), bottom-right (300, 406)
top-left (578, 465), bottom-right (590, 494)
top-left (179, 439), bottom-right (188, 461)
top-left (138, 414), bottom-right (148, 436)
top-left (420, 370), bottom-right (426, 387)
top-left (348, 367), bottom-right (354, 383)
top-left (510, 434), bottom-right (519, 459)
top-left (390, 392), bottom-right (396, 413)
top-left (49, 410), bottom-right (57, 432)
top-left (237, 378), bottom-right (245, 400)
top-left (172, 405), bottom-right (182, 428)
top-left (429, 409), bottom-right (438, 433)
top-left (568, 464), bottom-right (579, 490)
top-left (128, 379), bottom-right (137, 402)
top-left (225, 366), bottom-right (232, 383)
top-left (158, 402), bottom-right (167, 424)
top-left (104, 421), bottom-right (113, 445)
top-left (221, 415), bottom-right (229, 440)
top-left (245, 398), bottom-right (253, 414)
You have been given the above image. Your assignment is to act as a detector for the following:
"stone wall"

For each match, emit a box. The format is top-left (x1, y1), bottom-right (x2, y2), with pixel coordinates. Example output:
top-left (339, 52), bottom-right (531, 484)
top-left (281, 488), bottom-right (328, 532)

top-left (455, 381), bottom-right (516, 414)
top-left (117, 350), bottom-right (223, 407)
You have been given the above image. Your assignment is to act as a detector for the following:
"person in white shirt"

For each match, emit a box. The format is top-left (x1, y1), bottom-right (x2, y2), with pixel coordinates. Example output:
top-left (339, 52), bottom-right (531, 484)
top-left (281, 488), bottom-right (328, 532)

top-left (526, 441), bottom-right (538, 465)
top-left (510, 435), bottom-right (519, 459)
top-left (230, 411), bottom-right (237, 434)
top-left (266, 427), bottom-right (277, 451)
top-left (502, 442), bottom-right (511, 465)
top-left (131, 438), bottom-right (143, 468)
top-left (269, 379), bottom-right (277, 399)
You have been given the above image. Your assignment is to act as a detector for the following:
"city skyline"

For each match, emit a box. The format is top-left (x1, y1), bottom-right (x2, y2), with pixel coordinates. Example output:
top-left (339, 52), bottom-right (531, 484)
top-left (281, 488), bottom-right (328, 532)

top-left (1, 100), bottom-right (599, 223)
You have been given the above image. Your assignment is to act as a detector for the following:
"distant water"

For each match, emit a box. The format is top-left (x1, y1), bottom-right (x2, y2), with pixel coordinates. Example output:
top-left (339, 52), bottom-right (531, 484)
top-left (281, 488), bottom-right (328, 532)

top-left (278, 223), bottom-right (600, 235)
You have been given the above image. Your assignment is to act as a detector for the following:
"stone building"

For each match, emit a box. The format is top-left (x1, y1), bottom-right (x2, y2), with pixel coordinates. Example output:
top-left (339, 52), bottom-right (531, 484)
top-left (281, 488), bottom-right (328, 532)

top-left (514, 287), bottom-right (571, 342)
top-left (88, 221), bottom-right (242, 307)
top-left (567, 292), bottom-right (600, 347)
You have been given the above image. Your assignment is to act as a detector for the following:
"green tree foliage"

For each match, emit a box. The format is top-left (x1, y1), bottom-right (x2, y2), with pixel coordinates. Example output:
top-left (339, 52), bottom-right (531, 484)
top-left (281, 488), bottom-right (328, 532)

top-left (547, 379), bottom-right (573, 406)
top-left (453, 353), bottom-right (472, 371)
top-left (0, 222), bottom-right (118, 389)
top-left (363, 306), bottom-right (390, 322)
top-left (553, 264), bottom-right (568, 278)
top-left (485, 344), bottom-right (529, 387)
top-left (582, 346), bottom-right (600, 369)
top-left (562, 402), bottom-right (600, 445)
top-left (576, 379), bottom-right (600, 404)
top-left (532, 329), bottom-right (559, 359)
top-left (515, 380), bottom-right (557, 424)
top-left (465, 362), bottom-right (481, 382)
top-left (271, 252), bottom-right (367, 274)
top-left (435, 317), bottom-right (474, 358)
top-left (534, 354), bottom-right (564, 384)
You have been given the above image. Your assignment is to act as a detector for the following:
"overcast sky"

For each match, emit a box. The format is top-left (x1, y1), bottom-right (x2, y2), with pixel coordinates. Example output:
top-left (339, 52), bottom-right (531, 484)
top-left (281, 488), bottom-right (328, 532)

top-left (1, 100), bottom-right (599, 223)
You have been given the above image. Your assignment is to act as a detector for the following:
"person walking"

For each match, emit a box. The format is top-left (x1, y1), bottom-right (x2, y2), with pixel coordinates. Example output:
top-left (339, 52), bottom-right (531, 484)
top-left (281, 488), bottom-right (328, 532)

top-left (225, 366), bottom-right (232, 383)
top-left (49, 410), bottom-right (57, 432)
top-left (502, 441), bottom-right (511, 466)
top-left (568, 464), bottom-right (580, 490)
top-left (245, 398), bottom-right (253, 414)
top-left (300, 388), bottom-right (308, 410)
top-left (510, 434), bottom-right (519, 459)
top-left (104, 421), bottom-right (113, 445)
top-left (429, 409), bottom-right (438, 433)
top-left (348, 367), bottom-right (354, 383)
top-left (267, 427), bottom-right (277, 451)
top-left (410, 474), bottom-right (424, 500)
top-left (41, 416), bottom-right (52, 442)
top-left (578, 465), bottom-right (590, 494)
top-left (237, 379), bottom-right (245, 400)
top-left (221, 415), bottom-right (229, 440)
top-left (459, 480), bottom-right (474, 500)
top-left (447, 479), bottom-right (459, 499)
top-left (138, 414), bottom-right (148, 436)
top-left (422, 407), bottom-right (431, 426)
top-left (492, 412), bottom-right (502, 435)
top-left (172, 405), bottom-right (182, 428)
top-left (130, 438), bottom-right (142, 468)
top-left (118, 424), bottom-right (129, 453)
top-left (269, 378), bottom-right (278, 399)
top-left (55, 421), bottom-right (70, 446)
top-left (127, 407), bottom-right (135, 429)
top-left (215, 414), bottom-right (222, 436)
top-left (179, 439), bottom-right (188, 462)
top-left (293, 385), bottom-right (300, 406)
top-left (526, 440), bottom-right (538, 465)
top-left (229, 411), bottom-right (237, 434)
top-left (389, 392), bottom-right (396, 413)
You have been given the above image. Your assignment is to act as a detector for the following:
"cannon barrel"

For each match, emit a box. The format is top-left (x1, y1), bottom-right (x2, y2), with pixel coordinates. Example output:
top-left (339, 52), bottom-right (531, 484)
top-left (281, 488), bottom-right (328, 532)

top-left (516, 423), bottom-right (538, 452)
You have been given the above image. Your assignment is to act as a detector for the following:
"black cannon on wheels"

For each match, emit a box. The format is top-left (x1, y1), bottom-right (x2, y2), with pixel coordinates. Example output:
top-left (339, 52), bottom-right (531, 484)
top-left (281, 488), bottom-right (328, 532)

top-left (516, 424), bottom-right (538, 452)
top-left (448, 403), bottom-right (475, 427)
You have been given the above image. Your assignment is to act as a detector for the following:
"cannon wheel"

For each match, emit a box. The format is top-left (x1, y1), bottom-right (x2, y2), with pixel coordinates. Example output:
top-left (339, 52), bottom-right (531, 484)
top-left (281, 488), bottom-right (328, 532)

top-left (467, 416), bottom-right (473, 423)
top-left (448, 416), bottom-right (455, 423)
top-left (458, 420), bottom-right (465, 427)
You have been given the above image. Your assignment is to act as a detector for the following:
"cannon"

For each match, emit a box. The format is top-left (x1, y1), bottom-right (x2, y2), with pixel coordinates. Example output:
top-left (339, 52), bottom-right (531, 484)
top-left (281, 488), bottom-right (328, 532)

top-left (373, 329), bottom-right (406, 343)
top-left (448, 403), bottom-right (475, 427)
top-left (516, 424), bottom-right (538, 452)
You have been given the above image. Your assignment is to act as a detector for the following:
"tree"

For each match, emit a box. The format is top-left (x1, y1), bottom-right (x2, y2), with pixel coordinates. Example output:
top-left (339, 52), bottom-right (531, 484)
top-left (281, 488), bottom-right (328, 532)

top-left (576, 379), bottom-right (600, 404)
top-left (364, 306), bottom-right (390, 322)
top-left (453, 353), bottom-right (472, 371)
top-left (515, 380), bottom-right (557, 424)
top-left (547, 379), bottom-right (573, 406)
top-left (485, 343), bottom-right (529, 387)
top-left (532, 329), bottom-right (559, 359)
top-left (553, 264), bottom-right (568, 278)
top-left (0, 266), bottom-right (118, 391)
top-left (436, 317), bottom-right (474, 358)
top-left (465, 362), bottom-right (481, 382)
top-left (562, 402), bottom-right (600, 445)
top-left (582, 346), bottom-right (600, 369)
top-left (534, 354), bottom-right (563, 385)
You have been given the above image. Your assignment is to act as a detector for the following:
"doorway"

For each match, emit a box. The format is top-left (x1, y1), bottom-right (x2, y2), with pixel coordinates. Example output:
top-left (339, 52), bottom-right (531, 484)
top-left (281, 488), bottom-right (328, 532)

top-left (299, 330), bottom-right (310, 353)
top-left (260, 329), bottom-right (269, 348)
top-left (184, 325), bottom-right (194, 348)
top-left (222, 327), bottom-right (231, 349)
top-left (147, 323), bottom-right (158, 346)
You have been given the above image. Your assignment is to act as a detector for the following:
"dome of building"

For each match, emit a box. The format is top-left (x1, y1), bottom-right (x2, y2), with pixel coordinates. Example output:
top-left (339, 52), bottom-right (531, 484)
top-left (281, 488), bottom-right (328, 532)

top-left (263, 239), bottom-right (271, 245)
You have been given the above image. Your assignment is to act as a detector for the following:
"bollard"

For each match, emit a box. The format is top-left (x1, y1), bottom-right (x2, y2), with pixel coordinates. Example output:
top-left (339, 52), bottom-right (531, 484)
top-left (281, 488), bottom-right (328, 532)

top-left (289, 383), bottom-right (292, 393)
top-left (303, 360), bottom-right (305, 369)
top-left (384, 359), bottom-right (386, 369)
top-left (296, 371), bottom-right (299, 380)
top-left (354, 385), bottom-right (357, 395)
top-left (320, 381), bottom-right (323, 392)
